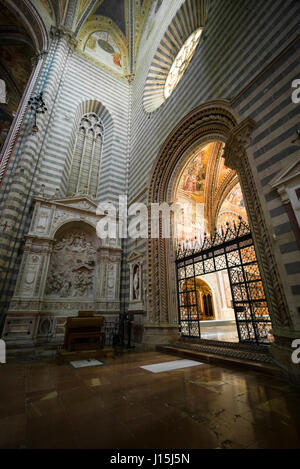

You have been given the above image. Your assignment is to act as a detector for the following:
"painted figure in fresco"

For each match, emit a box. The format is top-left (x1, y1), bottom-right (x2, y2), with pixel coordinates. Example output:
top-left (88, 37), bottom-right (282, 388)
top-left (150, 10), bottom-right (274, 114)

top-left (183, 169), bottom-right (196, 191)
top-left (113, 53), bottom-right (121, 67)
top-left (228, 187), bottom-right (241, 204)
top-left (196, 175), bottom-right (203, 191)
top-left (85, 31), bottom-right (123, 72)
top-left (181, 155), bottom-right (206, 193)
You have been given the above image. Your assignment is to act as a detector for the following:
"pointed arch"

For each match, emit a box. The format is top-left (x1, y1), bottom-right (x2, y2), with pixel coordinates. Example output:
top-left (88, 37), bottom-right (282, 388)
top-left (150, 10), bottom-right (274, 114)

top-left (147, 100), bottom-right (290, 335)
top-left (7, 0), bottom-right (49, 52)
top-left (62, 99), bottom-right (114, 201)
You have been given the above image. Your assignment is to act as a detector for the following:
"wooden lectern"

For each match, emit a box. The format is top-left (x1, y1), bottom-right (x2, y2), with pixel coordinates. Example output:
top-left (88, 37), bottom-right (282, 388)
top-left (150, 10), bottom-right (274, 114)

top-left (64, 311), bottom-right (105, 352)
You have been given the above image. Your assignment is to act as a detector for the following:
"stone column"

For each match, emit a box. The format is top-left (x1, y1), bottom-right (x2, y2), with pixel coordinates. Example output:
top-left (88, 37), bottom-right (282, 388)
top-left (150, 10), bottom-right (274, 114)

top-left (0, 27), bottom-right (77, 327)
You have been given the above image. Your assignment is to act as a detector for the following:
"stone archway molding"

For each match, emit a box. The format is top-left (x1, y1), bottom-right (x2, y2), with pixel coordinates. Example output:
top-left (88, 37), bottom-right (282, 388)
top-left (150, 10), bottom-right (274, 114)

top-left (223, 117), bottom-right (291, 330)
top-left (146, 100), bottom-right (291, 346)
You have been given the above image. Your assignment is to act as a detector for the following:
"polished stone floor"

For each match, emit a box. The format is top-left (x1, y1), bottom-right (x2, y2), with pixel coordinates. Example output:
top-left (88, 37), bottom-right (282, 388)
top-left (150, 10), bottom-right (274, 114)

top-left (0, 351), bottom-right (300, 449)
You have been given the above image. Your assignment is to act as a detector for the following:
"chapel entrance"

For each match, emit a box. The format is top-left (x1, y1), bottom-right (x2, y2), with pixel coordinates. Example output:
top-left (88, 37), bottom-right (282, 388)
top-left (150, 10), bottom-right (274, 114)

top-left (183, 278), bottom-right (215, 321)
top-left (176, 219), bottom-right (273, 345)
top-left (174, 141), bottom-right (273, 345)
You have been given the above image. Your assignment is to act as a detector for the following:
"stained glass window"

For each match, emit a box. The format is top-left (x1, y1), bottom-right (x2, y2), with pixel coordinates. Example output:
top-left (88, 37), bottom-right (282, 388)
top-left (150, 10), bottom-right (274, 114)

top-left (164, 29), bottom-right (202, 99)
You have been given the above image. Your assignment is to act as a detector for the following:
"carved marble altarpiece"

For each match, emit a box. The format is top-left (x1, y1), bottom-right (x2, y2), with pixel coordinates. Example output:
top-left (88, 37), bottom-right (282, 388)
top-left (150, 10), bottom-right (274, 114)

top-left (3, 195), bottom-right (122, 345)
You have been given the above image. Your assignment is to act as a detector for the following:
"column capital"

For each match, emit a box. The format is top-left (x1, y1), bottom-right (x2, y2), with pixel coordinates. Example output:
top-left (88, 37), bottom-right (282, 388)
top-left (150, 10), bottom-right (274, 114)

top-left (224, 117), bottom-right (255, 170)
top-left (50, 25), bottom-right (78, 49)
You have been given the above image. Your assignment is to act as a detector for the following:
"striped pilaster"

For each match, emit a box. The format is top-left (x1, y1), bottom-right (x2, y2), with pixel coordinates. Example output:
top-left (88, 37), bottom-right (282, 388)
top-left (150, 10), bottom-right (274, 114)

top-left (0, 32), bottom-right (76, 324)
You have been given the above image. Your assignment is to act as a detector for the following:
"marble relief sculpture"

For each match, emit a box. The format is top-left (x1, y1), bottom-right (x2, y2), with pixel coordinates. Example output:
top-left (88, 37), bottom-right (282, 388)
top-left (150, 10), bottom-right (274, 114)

top-left (45, 230), bottom-right (96, 298)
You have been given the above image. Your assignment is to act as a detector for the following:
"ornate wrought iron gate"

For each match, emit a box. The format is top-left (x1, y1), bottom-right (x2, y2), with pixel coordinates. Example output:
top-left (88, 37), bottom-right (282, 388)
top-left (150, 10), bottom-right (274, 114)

top-left (176, 220), bottom-right (273, 345)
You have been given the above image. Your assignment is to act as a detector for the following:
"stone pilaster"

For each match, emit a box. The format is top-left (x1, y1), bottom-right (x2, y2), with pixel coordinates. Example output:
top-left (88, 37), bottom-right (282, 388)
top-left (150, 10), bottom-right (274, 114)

top-left (224, 118), bottom-right (291, 330)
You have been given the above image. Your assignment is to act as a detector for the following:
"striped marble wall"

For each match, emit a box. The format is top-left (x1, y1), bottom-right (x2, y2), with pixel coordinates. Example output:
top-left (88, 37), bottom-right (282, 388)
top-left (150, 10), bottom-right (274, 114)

top-left (0, 33), bottom-right (130, 322)
top-left (0, 35), bottom-right (72, 315)
top-left (232, 37), bottom-right (300, 328)
top-left (38, 49), bottom-right (131, 319)
top-left (38, 51), bottom-right (130, 205)
top-left (127, 0), bottom-right (300, 326)
top-left (0, 0), bottom-right (299, 332)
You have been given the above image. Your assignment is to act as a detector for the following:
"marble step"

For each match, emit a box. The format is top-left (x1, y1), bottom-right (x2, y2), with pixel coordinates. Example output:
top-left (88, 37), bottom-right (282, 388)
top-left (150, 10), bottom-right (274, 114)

top-left (157, 343), bottom-right (281, 377)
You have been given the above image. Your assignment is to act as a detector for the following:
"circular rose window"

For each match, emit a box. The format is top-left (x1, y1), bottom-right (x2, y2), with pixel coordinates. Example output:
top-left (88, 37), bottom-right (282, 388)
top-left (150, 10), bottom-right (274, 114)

top-left (143, 26), bottom-right (203, 113)
top-left (143, 0), bottom-right (206, 113)
top-left (164, 28), bottom-right (202, 99)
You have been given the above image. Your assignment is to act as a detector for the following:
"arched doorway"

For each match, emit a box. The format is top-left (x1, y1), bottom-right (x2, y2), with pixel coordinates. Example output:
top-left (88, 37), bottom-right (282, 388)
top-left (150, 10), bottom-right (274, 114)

top-left (146, 101), bottom-right (290, 347)
top-left (182, 278), bottom-right (215, 321)
top-left (174, 140), bottom-right (258, 343)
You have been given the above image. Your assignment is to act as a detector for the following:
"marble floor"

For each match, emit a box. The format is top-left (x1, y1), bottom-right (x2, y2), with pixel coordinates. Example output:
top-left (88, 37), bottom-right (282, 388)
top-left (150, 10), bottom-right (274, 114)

top-left (0, 351), bottom-right (300, 449)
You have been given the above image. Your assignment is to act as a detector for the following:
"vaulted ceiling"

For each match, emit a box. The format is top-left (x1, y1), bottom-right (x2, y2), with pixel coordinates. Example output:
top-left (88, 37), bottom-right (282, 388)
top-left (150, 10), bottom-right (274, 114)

top-left (175, 141), bottom-right (245, 234)
top-left (33, 0), bottom-right (163, 78)
top-left (0, 0), bottom-right (36, 151)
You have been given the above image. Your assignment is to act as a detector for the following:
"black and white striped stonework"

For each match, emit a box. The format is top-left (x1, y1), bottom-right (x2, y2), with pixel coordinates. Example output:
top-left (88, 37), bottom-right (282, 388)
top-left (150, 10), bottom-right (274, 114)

top-left (38, 52), bottom-right (130, 205)
top-left (143, 0), bottom-right (207, 112)
top-left (128, 0), bottom-right (300, 318)
top-left (0, 36), bottom-right (73, 316)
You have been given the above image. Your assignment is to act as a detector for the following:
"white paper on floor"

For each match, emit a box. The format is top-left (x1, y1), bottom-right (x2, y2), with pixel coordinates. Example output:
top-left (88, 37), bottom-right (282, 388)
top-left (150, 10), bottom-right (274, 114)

top-left (69, 359), bottom-right (103, 369)
top-left (141, 359), bottom-right (203, 373)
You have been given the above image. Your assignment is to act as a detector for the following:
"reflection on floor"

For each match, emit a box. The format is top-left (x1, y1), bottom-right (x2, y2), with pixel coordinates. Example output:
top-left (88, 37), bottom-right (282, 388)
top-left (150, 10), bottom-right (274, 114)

top-left (201, 324), bottom-right (239, 342)
top-left (141, 359), bottom-right (203, 373)
top-left (0, 351), bottom-right (300, 449)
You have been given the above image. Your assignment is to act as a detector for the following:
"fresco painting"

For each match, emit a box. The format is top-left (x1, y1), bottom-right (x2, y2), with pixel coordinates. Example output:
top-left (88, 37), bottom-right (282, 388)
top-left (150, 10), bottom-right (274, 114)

top-left (217, 183), bottom-right (248, 229)
top-left (85, 31), bottom-right (123, 74)
top-left (39, 0), bottom-right (53, 17)
top-left (177, 150), bottom-right (206, 202)
top-left (176, 148), bottom-right (208, 242)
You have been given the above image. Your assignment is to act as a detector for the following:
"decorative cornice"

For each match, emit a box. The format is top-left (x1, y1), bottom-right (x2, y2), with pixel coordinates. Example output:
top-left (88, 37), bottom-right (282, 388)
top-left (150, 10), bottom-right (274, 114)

top-left (270, 157), bottom-right (300, 189)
